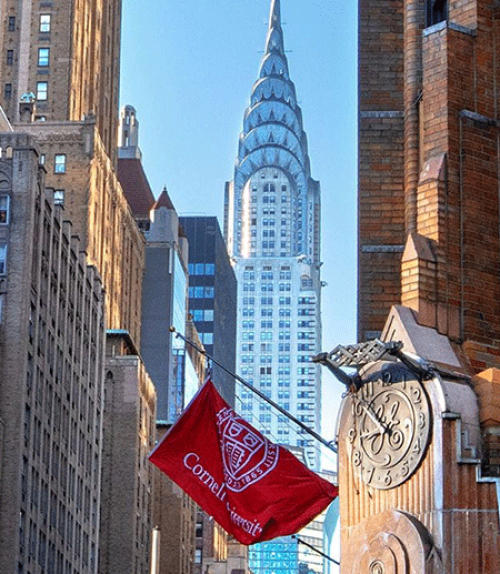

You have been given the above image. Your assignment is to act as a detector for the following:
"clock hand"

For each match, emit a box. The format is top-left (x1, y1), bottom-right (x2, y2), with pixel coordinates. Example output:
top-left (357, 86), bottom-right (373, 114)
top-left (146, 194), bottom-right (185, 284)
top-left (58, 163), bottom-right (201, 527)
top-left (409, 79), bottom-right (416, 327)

top-left (356, 398), bottom-right (390, 435)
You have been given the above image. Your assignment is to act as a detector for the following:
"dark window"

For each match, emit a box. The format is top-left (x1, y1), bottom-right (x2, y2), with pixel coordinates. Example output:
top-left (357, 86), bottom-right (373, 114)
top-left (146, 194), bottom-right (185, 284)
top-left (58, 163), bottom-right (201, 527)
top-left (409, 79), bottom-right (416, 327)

top-left (6, 50), bottom-right (13, 65)
top-left (0, 196), bottom-right (9, 224)
top-left (0, 244), bottom-right (7, 274)
top-left (427, 0), bottom-right (447, 26)
top-left (4, 83), bottom-right (12, 99)
top-left (8, 17), bottom-right (15, 32)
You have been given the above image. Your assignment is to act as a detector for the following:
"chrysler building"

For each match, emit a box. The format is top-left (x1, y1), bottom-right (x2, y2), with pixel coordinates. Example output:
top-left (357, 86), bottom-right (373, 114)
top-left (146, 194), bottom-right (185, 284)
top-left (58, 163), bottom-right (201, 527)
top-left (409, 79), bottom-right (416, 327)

top-left (224, 0), bottom-right (322, 470)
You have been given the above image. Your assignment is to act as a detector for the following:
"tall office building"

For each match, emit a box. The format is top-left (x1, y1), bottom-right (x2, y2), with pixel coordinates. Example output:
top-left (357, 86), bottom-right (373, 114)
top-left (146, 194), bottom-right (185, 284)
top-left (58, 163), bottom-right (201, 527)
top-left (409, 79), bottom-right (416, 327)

top-left (140, 188), bottom-right (192, 424)
top-left (224, 0), bottom-right (322, 470)
top-left (0, 0), bottom-right (144, 346)
top-left (180, 216), bottom-right (237, 407)
top-left (0, 132), bottom-right (106, 574)
top-left (0, 0), bottom-right (121, 159)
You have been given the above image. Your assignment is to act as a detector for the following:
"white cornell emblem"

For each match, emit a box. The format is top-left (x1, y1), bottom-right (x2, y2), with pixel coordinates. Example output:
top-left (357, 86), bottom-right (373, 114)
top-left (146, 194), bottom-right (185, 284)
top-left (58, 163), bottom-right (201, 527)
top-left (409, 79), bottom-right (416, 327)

top-left (217, 407), bottom-right (279, 492)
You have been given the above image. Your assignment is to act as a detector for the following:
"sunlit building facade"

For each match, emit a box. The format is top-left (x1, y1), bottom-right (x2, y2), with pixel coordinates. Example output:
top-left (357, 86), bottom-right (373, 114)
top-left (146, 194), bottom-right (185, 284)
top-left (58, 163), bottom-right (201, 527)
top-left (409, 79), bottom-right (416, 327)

top-left (224, 0), bottom-right (322, 470)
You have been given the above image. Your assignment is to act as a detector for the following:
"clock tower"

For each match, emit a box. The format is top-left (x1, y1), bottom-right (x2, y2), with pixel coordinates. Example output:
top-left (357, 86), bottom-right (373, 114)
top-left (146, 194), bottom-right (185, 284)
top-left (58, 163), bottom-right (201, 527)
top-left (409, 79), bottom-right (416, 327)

top-left (318, 306), bottom-right (500, 573)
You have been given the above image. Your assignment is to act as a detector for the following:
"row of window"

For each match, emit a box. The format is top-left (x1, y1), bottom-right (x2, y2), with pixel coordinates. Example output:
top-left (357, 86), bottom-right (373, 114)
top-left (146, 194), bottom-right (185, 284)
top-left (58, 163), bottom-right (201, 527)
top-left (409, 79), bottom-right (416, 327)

top-left (241, 296), bottom-right (293, 306)
top-left (7, 47), bottom-right (51, 67)
top-left (187, 263), bottom-right (215, 275)
top-left (4, 80), bottom-right (54, 103)
top-left (241, 367), bottom-right (292, 375)
top-left (242, 282), bottom-right (291, 292)
top-left (189, 309), bottom-right (214, 322)
top-left (6, 14), bottom-right (51, 35)
top-left (243, 270), bottom-right (292, 281)
top-left (188, 286), bottom-right (214, 299)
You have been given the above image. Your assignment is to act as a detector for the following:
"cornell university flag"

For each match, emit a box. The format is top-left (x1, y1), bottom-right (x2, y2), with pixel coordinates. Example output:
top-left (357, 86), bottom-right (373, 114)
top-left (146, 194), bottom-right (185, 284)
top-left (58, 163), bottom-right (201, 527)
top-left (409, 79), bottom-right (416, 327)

top-left (149, 378), bottom-right (338, 545)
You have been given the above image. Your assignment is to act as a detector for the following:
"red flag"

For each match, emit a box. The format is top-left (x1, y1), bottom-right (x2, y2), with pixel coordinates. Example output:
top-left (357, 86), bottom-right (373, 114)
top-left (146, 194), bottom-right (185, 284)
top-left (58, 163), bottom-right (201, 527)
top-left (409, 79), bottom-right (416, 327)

top-left (149, 379), bottom-right (338, 545)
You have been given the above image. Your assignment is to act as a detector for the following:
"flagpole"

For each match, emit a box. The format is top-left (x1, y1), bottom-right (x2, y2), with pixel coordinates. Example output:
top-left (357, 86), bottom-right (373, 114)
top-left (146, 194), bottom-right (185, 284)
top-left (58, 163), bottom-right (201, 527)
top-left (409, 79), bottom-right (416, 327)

top-left (170, 326), bottom-right (337, 454)
top-left (291, 534), bottom-right (340, 566)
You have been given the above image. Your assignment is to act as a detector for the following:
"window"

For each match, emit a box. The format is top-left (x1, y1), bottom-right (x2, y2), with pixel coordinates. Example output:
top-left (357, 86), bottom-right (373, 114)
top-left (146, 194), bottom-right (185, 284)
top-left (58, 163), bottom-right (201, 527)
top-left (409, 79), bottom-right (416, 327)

top-left (39, 154), bottom-right (46, 165)
top-left (0, 196), bottom-right (9, 224)
top-left (4, 83), bottom-right (11, 99)
top-left (36, 81), bottom-right (48, 100)
top-left (6, 50), bottom-right (13, 65)
top-left (40, 14), bottom-right (51, 32)
top-left (427, 0), bottom-right (447, 26)
top-left (0, 244), bottom-right (7, 274)
top-left (38, 48), bottom-right (50, 67)
top-left (8, 17), bottom-right (15, 31)
top-left (54, 154), bottom-right (66, 173)
top-left (53, 190), bottom-right (65, 207)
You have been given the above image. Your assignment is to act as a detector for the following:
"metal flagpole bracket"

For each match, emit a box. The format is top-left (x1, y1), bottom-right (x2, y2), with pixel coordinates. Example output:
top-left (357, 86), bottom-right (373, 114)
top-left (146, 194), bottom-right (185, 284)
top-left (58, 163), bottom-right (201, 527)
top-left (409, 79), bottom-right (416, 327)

top-left (313, 338), bottom-right (434, 386)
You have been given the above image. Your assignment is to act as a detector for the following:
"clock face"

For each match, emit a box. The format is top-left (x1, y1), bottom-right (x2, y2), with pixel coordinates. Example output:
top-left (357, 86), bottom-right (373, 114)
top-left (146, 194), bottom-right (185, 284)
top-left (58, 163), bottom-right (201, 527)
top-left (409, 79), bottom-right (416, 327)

top-left (347, 362), bottom-right (431, 490)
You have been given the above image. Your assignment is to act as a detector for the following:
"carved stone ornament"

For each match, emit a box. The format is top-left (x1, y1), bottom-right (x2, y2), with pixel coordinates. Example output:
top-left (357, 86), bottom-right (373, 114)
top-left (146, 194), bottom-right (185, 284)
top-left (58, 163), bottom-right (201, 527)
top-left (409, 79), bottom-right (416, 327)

top-left (346, 361), bottom-right (431, 489)
top-left (342, 510), bottom-right (441, 574)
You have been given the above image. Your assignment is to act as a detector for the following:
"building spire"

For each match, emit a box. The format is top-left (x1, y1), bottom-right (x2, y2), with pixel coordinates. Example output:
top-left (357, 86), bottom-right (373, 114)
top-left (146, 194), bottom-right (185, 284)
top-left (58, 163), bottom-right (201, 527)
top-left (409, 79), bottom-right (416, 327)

top-left (265, 0), bottom-right (284, 55)
top-left (269, 0), bottom-right (281, 29)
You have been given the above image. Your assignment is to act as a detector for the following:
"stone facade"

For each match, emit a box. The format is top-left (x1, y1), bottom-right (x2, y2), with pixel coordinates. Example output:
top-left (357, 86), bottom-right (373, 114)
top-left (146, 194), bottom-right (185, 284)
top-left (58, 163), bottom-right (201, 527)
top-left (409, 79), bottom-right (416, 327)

top-left (0, 132), bottom-right (106, 574)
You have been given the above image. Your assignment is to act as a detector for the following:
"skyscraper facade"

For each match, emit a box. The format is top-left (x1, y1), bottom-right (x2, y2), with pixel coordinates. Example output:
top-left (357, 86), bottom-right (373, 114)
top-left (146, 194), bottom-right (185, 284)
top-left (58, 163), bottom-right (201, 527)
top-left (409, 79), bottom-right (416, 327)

top-left (224, 0), bottom-right (322, 470)
top-left (0, 0), bottom-right (144, 346)
top-left (180, 216), bottom-right (237, 407)
top-left (140, 188), bottom-right (191, 424)
top-left (0, 132), bottom-right (106, 574)
top-left (0, 0), bottom-right (121, 159)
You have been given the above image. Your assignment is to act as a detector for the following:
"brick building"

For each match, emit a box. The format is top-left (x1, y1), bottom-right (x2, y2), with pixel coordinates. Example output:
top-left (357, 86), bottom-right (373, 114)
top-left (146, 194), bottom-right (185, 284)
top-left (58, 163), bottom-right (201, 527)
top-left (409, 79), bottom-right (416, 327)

top-left (0, 0), bottom-right (121, 160)
top-left (358, 0), bottom-right (500, 361)
top-left (0, 132), bottom-right (106, 574)
top-left (0, 0), bottom-right (144, 346)
top-left (100, 331), bottom-right (157, 574)
top-left (340, 1), bottom-right (500, 572)
top-left (0, 0), bottom-right (153, 572)
top-left (17, 118), bottom-right (145, 346)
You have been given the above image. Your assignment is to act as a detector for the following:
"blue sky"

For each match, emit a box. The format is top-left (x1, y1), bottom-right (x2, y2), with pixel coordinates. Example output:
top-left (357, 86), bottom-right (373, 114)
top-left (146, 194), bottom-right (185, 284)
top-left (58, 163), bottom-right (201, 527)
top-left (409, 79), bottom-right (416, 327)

top-left (120, 0), bottom-right (358, 443)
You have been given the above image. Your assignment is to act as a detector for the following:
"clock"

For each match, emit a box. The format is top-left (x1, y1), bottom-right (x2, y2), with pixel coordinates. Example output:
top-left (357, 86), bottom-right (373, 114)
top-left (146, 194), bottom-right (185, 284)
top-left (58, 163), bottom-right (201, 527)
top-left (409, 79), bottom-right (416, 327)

top-left (346, 361), bottom-right (431, 489)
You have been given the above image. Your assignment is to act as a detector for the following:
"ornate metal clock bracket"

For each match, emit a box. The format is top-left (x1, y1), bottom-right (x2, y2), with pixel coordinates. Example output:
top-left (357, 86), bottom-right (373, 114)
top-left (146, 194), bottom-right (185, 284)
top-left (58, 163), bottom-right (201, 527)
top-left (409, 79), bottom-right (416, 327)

top-left (312, 338), bottom-right (434, 389)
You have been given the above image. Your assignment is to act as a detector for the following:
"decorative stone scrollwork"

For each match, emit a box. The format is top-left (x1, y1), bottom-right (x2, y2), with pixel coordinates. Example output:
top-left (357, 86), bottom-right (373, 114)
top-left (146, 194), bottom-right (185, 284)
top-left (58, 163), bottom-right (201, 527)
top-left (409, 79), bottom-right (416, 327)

top-left (342, 510), bottom-right (442, 574)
